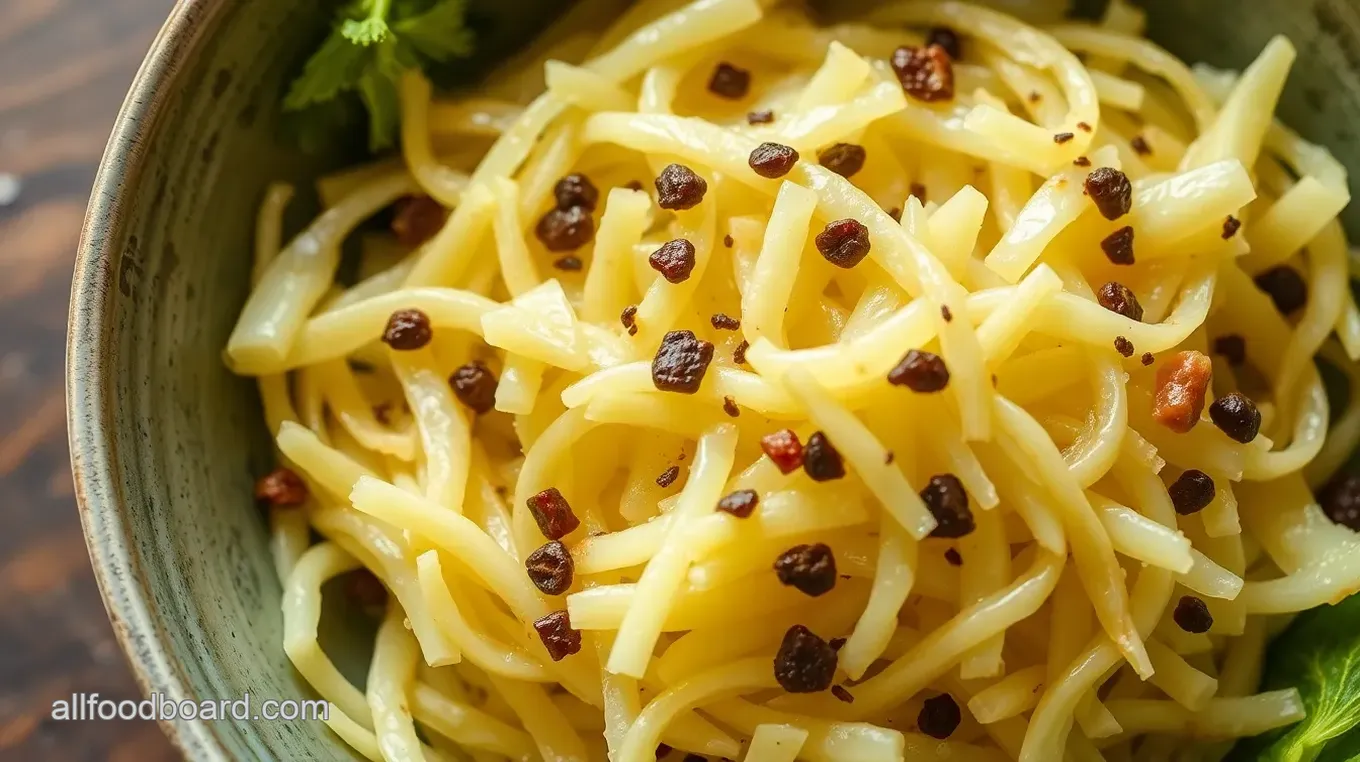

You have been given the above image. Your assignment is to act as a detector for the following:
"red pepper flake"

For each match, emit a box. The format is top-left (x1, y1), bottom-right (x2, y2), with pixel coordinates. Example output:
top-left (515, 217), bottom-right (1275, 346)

top-left (747, 109), bottom-right (775, 125)
top-left (535, 206), bottom-right (595, 251)
top-left (1131, 135), bottom-right (1152, 155)
top-left (1209, 392), bottom-right (1262, 443)
top-left (1077, 121), bottom-right (1092, 133)
top-left (891, 45), bottom-right (955, 102)
top-left (1101, 226), bottom-right (1135, 265)
top-left (710, 313), bottom-right (740, 331)
top-left (1169, 470), bottom-right (1215, 515)
top-left (1053, 132), bottom-right (1075, 144)
top-left (717, 489), bottom-right (759, 518)
top-left (910, 183), bottom-right (927, 202)
top-left (722, 396), bottom-right (740, 417)
top-left (1085, 168), bottom-right (1133, 220)
top-left (525, 540), bottom-right (574, 595)
top-left (1141, 352), bottom-right (1154, 366)
top-left (1320, 473), bottom-right (1360, 531)
top-left (656, 466), bottom-right (680, 488)
top-left (733, 339), bottom-right (749, 365)
top-left (1153, 350), bottom-right (1213, 433)
top-left (1222, 215), bottom-right (1242, 240)
top-left (888, 349), bottom-right (950, 392)
top-left (1114, 336), bottom-right (1134, 357)
top-left (255, 467), bottom-right (308, 506)
top-left (1097, 282), bottom-right (1144, 321)
top-left (749, 142), bottom-right (800, 179)
top-left (723, 233), bottom-right (734, 248)
top-left (526, 487), bottom-right (580, 540)
top-left (1213, 335), bottom-right (1246, 366)
top-left (709, 62), bottom-right (751, 99)
top-left (918, 694), bottom-right (962, 739)
top-left (831, 685), bottom-right (855, 704)
top-left (774, 625), bottom-right (838, 693)
top-left (815, 219), bottom-right (872, 269)
top-left (533, 610), bottom-right (583, 661)
top-left (553, 255), bottom-right (583, 271)
top-left (1073, 156), bottom-right (1091, 167)
top-left (944, 548), bottom-right (962, 566)
top-left (655, 164), bottom-right (708, 210)
top-left (651, 330), bottom-right (715, 394)
top-left (818, 143), bottom-right (867, 179)
top-left (383, 309), bottom-right (434, 350)
top-left (649, 239), bottom-right (697, 284)
top-left (1254, 266), bottom-right (1307, 315)
top-left (553, 173), bottom-right (599, 211)
top-left (449, 361), bottom-right (498, 414)
top-left (803, 432), bottom-right (845, 482)
top-left (761, 429), bottom-right (804, 474)
top-left (1172, 595), bottom-right (1213, 634)
top-left (926, 26), bottom-right (962, 59)
top-left (391, 195), bottom-right (448, 247)
top-left (621, 305), bottom-right (639, 336)
top-left (922, 474), bottom-right (974, 538)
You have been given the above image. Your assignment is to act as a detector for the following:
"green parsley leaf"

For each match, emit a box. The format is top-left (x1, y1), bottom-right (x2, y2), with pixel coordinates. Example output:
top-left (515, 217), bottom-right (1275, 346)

top-left (394, 0), bottom-right (474, 63)
top-left (282, 26), bottom-right (373, 111)
top-left (341, 0), bottom-right (394, 46)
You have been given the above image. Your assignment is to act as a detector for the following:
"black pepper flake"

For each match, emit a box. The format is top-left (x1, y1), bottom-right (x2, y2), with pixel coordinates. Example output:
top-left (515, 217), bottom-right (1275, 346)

top-left (391, 195), bottom-right (448, 247)
top-left (723, 396), bottom-right (740, 417)
top-left (775, 543), bottom-right (837, 597)
top-left (535, 206), bottom-right (595, 252)
top-left (1141, 352), bottom-right (1155, 366)
top-left (733, 340), bottom-right (749, 365)
top-left (525, 541), bottom-right (574, 595)
top-left (747, 109), bottom-right (775, 125)
top-left (1320, 473), bottom-right (1360, 532)
top-left (717, 489), bottom-right (759, 518)
top-left (1097, 282), bottom-right (1144, 322)
top-left (926, 26), bottom-right (962, 59)
top-left (774, 625), bottom-right (837, 693)
top-left (1085, 167), bottom-right (1133, 220)
top-left (651, 330), bottom-right (715, 394)
top-left (887, 349), bottom-right (950, 392)
top-left (815, 219), bottom-right (872, 268)
top-left (761, 429), bottom-right (804, 475)
top-left (1254, 266), bottom-right (1308, 315)
top-left (450, 361), bottom-right (498, 414)
top-left (944, 548), bottom-right (962, 566)
top-left (709, 62), bottom-right (751, 99)
top-left (1074, 156), bottom-right (1091, 167)
top-left (649, 239), bottom-right (697, 284)
top-left (1209, 392), bottom-right (1262, 443)
top-left (255, 468), bottom-right (308, 506)
top-left (829, 637), bottom-right (847, 651)
top-left (1114, 336), bottom-right (1134, 357)
top-left (655, 164), bottom-right (708, 210)
top-left (723, 233), bottom-right (735, 248)
top-left (918, 694), bottom-right (962, 739)
top-left (910, 183), bottom-right (928, 202)
top-left (621, 305), bottom-right (639, 336)
top-left (1131, 135), bottom-right (1152, 155)
top-left (802, 432), bottom-right (845, 482)
top-left (749, 142), bottom-right (800, 179)
top-left (1213, 335), bottom-right (1246, 366)
top-left (383, 309), bottom-right (434, 350)
top-left (818, 143), bottom-right (867, 179)
top-left (1173, 595), bottom-right (1213, 634)
top-left (1054, 132), bottom-right (1075, 144)
top-left (1077, 121), bottom-right (1092, 133)
top-left (656, 466), bottom-right (680, 488)
top-left (941, 305), bottom-right (953, 322)
top-left (1169, 469), bottom-right (1215, 515)
top-left (891, 45), bottom-right (955, 102)
top-left (553, 255), bottom-right (583, 271)
top-left (1101, 226), bottom-right (1135, 265)
top-left (831, 685), bottom-right (855, 704)
top-left (533, 610), bottom-right (583, 661)
top-left (921, 474), bottom-right (974, 538)
top-left (527, 488), bottom-right (580, 540)
top-left (553, 173), bottom-right (599, 211)
top-left (1222, 215), bottom-right (1242, 240)
top-left (711, 313), bottom-right (740, 330)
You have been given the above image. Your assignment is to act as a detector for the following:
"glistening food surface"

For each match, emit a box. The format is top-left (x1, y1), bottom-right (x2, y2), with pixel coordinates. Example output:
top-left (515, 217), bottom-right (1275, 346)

top-left (223, 0), bottom-right (1360, 760)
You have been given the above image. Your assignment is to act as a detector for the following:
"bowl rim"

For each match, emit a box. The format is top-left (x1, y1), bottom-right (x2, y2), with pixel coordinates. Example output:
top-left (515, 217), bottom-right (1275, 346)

top-left (67, 1), bottom-right (233, 759)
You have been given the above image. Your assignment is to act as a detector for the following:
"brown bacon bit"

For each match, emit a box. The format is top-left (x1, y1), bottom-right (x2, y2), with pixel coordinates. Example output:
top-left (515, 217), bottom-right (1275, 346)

top-left (910, 183), bottom-right (928, 202)
top-left (621, 305), bottom-right (639, 336)
top-left (1085, 167), bottom-right (1133, 220)
top-left (709, 62), bottom-right (751, 99)
top-left (1213, 335), bottom-right (1247, 366)
top-left (1054, 132), bottom-right (1075, 144)
top-left (1101, 226), bottom-right (1136, 265)
top-left (723, 233), bottom-right (735, 248)
top-left (1073, 156), bottom-right (1091, 167)
top-left (1169, 470), bottom-right (1215, 515)
top-left (655, 164), bottom-right (708, 210)
top-left (944, 548), bottom-right (963, 566)
top-left (1222, 215), bottom-right (1242, 239)
top-left (1153, 350), bottom-right (1214, 433)
top-left (815, 219), bottom-right (872, 268)
top-left (255, 468), bottom-right (308, 506)
top-left (1173, 596), bottom-right (1213, 634)
top-left (449, 361), bottom-right (498, 414)
top-left (918, 694), bottom-right (962, 739)
top-left (1077, 121), bottom-right (1093, 133)
top-left (717, 489), bottom-right (759, 518)
top-left (711, 313), bottom-right (740, 331)
top-left (1209, 392), bottom-right (1262, 443)
top-left (722, 396), bottom-right (740, 417)
top-left (526, 488), bottom-right (580, 540)
top-left (891, 45), bottom-right (954, 102)
top-left (1141, 352), bottom-right (1155, 366)
top-left (733, 340), bottom-right (750, 365)
top-left (1254, 266), bottom-right (1308, 315)
top-left (1114, 336), bottom-right (1134, 357)
top-left (553, 255), bottom-right (583, 271)
top-left (1097, 282), bottom-right (1144, 321)
top-left (651, 330), bottom-right (715, 394)
top-left (921, 474), bottom-right (974, 538)
top-left (761, 430), bottom-right (804, 475)
top-left (747, 109), bottom-right (775, 125)
top-left (802, 432), bottom-right (845, 482)
top-left (656, 466), bottom-right (680, 488)
top-left (553, 173), bottom-right (599, 211)
top-left (525, 541), bottom-right (574, 595)
top-left (533, 610), bottom-right (583, 660)
top-left (1320, 474), bottom-right (1360, 531)
top-left (818, 143), bottom-right (867, 179)
top-left (941, 305), bottom-right (953, 322)
top-left (535, 206), bottom-right (595, 251)
top-left (749, 142), bottom-right (800, 179)
top-left (649, 239), bottom-right (697, 284)
top-left (775, 543), bottom-right (837, 597)
top-left (391, 195), bottom-right (448, 247)
top-left (383, 309), bottom-right (434, 350)
top-left (887, 349), bottom-right (950, 392)
top-left (774, 625), bottom-right (838, 693)
top-left (926, 26), bottom-right (962, 59)
top-left (1131, 135), bottom-right (1152, 155)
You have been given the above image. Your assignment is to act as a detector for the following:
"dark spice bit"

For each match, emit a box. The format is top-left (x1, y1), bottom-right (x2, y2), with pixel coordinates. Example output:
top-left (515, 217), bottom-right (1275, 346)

top-left (535, 206), bottom-right (595, 252)
top-left (891, 45), bottom-right (955, 102)
top-left (383, 308), bottom-right (434, 350)
top-left (709, 62), bottom-right (751, 99)
top-left (723, 233), bottom-right (735, 248)
top-left (926, 26), bottom-right (962, 59)
top-left (1085, 167), bottom-right (1134, 221)
top-left (941, 305), bottom-right (953, 323)
top-left (1320, 473), bottom-right (1360, 531)
top-left (624, 180), bottom-right (645, 192)
top-left (1254, 266), bottom-right (1308, 315)
top-left (652, 330), bottom-right (715, 394)
top-left (1169, 469), bottom-right (1215, 515)
top-left (918, 694), bottom-right (962, 739)
top-left (747, 109), bottom-right (775, 125)
top-left (910, 183), bottom-right (928, 202)
top-left (1213, 335), bottom-right (1246, 366)
top-left (553, 173), bottom-right (599, 211)
top-left (884, 451), bottom-right (895, 465)
top-left (749, 142), bottom-right (800, 179)
top-left (888, 206), bottom-right (903, 222)
top-left (525, 540), bottom-right (574, 595)
top-left (1028, 91), bottom-right (1042, 103)
top-left (1173, 595), bottom-right (1213, 634)
top-left (802, 431), bottom-right (846, 482)
top-left (391, 195), bottom-right (448, 247)
top-left (722, 396), bottom-right (740, 417)
top-left (1077, 121), bottom-right (1093, 133)
top-left (922, 474), bottom-right (974, 538)
top-left (450, 361), bottom-right (498, 414)
top-left (761, 429), bottom-right (804, 475)
top-left (818, 142), bottom-right (867, 179)
top-left (887, 349), bottom-right (950, 392)
top-left (1097, 281), bottom-right (1144, 322)
top-left (815, 219), bottom-right (872, 269)
top-left (649, 239), bottom-right (697, 284)
top-left (1209, 392), bottom-right (1262, 443)
top-left (775, 543), bottom-right (837, 597)
top-left (1131, 135), bottom-right (1152, 155)
top-left (655, 164), bottom-right (708, 210)
top-left (831, 685), bottom-right (855, 704)
top-left (656, 466), bottom-right (680, 488)
top-left (255, 467), bottom-right (308, 506)
top-left (733, 339), bottom-right (749, 365)
top-left (527, 487), bottom-right (580, 540)
top-left (1154, 350), bottom-right (1213, 433)
top-left (1222, 215), bottom-right (1242, 240)
top-left (1114, 336), bottom-right (1134, 358)
top-left (717, 489), bottom-right (759, 518)
top-left (1054, 132), bottom-right (1075, 144)
top-left (621, 305), bottom-right (639, 335)
top-left (532, 610), bottom-right (583, 661)
top-left (944, 548), bottom-right (963, 566)
top-left (1101, 225), bottom-right (1135, 266)
top-left (553, 255), bottom-right (583, 271)
top-left (1074, 156), bottom-right (1091, 167)
top-left (829, 637), bottom-right (847, 651)
top-left (1141, 352), bottom-right (1155, 366)
top-left (774, 624), bottom-right (838, 693)
top-left (373, 403), bottom-right (392, 424)
top-left (711, 313), bottom-right (740, 331)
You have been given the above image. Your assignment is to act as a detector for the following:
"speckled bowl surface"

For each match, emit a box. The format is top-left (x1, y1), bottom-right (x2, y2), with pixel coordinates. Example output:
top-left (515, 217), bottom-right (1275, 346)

top-left (67, 0), bottom-right (1360, 759)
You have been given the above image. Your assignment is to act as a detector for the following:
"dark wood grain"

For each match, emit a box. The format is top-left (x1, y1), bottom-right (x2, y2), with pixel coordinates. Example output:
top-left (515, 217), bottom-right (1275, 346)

top-left (0, 1), bottom-right (180, 759)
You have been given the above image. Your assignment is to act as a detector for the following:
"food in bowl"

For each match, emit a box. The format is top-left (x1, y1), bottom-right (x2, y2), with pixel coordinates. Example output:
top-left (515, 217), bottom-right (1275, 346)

top-left (222, 0), bottom-right (1360, 759)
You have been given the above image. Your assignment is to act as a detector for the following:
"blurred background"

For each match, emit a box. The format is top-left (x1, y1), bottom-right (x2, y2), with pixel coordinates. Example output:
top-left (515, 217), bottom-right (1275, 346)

top-left (0, 0), bottom-right (177, 759)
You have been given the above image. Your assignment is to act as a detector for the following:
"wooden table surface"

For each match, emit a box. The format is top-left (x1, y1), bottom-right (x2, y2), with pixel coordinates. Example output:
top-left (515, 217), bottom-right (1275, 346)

top-left (0, 1), bottom-right (180, 759)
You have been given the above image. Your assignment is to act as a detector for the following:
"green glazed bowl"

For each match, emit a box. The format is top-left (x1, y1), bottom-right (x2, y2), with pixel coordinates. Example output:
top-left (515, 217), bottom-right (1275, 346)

top-left (66, 0), bottom-right (1360, 759)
